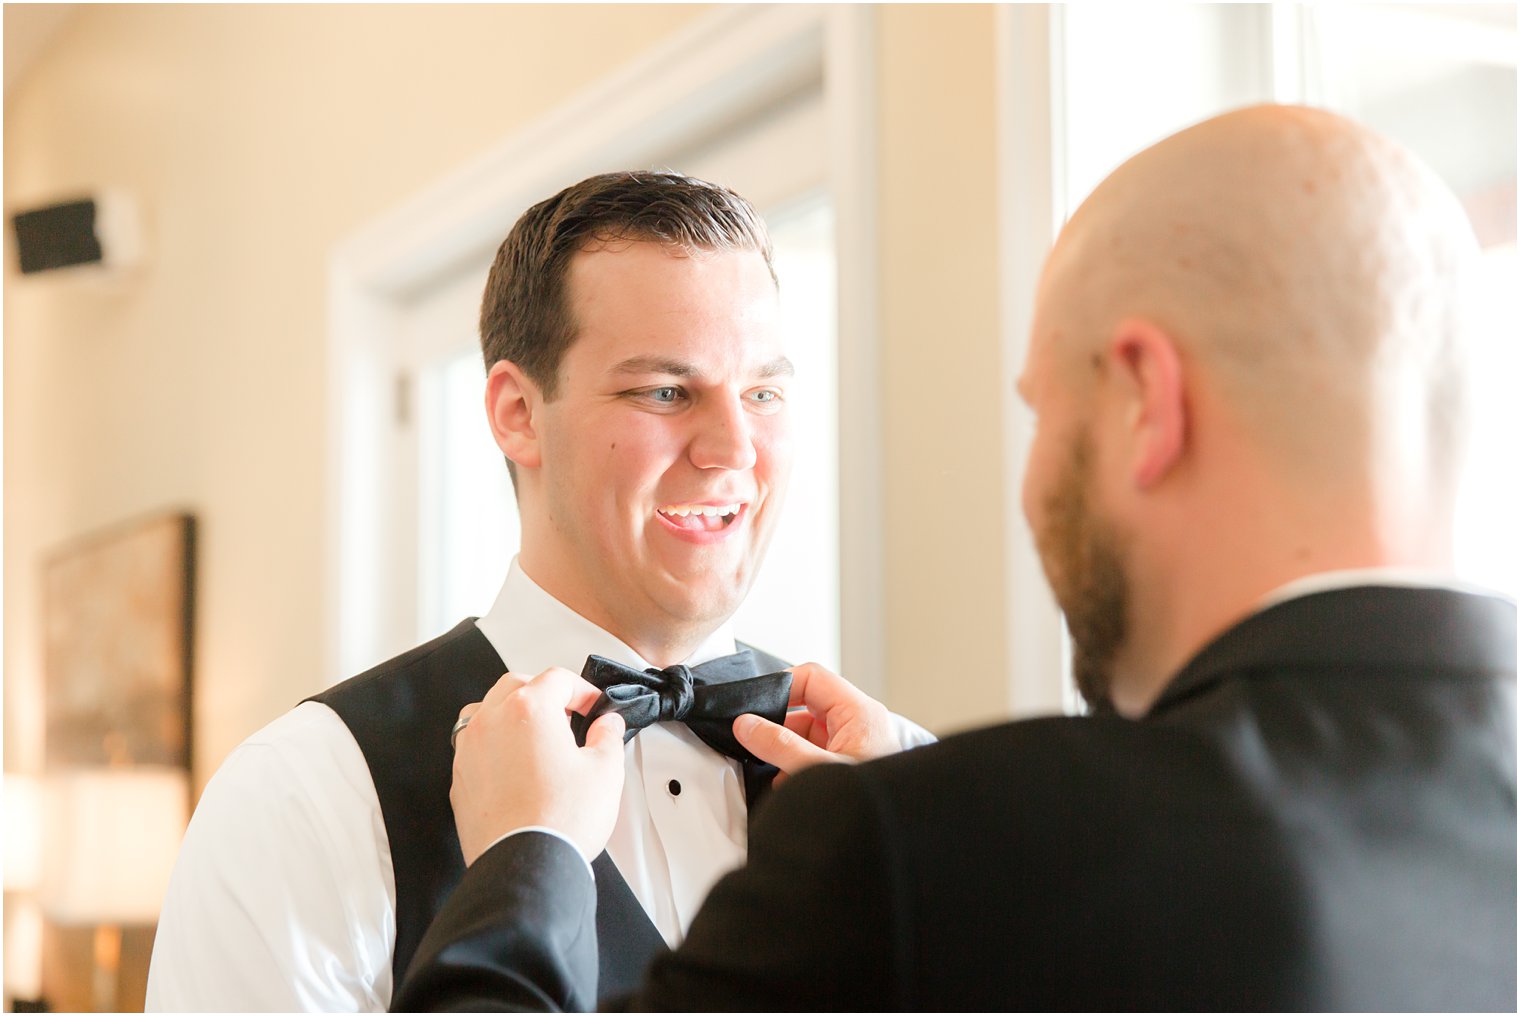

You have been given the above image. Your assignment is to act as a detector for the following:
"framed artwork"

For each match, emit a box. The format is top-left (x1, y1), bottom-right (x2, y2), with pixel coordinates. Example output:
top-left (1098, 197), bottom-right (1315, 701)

top-left (42, 512), bottom-right (195, 770)
top-left (38, 511), bottom-right (195, 1011)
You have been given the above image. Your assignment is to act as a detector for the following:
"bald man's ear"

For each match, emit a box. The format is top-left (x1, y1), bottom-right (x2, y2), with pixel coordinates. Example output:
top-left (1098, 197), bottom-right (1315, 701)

top-left (485, 360), bottom-right (543, 470)
top-left (1108, 320), bottom-right (1186, 489)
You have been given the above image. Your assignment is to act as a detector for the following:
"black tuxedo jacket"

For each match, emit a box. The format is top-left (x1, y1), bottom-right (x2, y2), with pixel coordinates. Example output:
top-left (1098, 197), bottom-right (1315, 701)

top-left (391, 586), bottom-right (1517, 1011)
top-left (306, 619), bottom-right (786, 1007)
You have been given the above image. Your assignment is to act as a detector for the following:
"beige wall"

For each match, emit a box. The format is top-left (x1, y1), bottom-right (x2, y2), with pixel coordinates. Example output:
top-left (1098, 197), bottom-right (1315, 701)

top-left (4, 3), bottom-right (1011, 795)
top-left (877, 5), bottom-right (1008, 733)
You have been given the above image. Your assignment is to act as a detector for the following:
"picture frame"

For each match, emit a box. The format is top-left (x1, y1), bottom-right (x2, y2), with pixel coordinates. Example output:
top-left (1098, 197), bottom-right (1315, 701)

top-left (42, 512), bottom-right (195, 771)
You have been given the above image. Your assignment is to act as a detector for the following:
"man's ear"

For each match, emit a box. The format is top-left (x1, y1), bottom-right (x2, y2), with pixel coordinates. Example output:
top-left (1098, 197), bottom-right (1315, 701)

top-left (485, 360), bottom-right (543, 470)
top-left (1107, 319), bottom-right (1186, 489)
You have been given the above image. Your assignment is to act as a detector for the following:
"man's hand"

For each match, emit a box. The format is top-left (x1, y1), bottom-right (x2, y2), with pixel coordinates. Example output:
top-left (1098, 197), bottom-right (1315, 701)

top-left (451, 667), bottom-right (625, 866)
top-left (733, 662), bottom-right (903, 779)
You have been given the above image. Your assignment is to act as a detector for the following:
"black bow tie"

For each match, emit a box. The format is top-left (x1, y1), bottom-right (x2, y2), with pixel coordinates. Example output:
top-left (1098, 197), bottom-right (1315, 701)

top-left (570, 651), bottom-right (792, 765)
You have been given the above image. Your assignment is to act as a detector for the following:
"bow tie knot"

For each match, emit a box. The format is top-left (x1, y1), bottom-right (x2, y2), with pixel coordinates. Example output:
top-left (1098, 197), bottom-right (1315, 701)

top-left (572, 652), bottom-right (791, 765)
top-left (650, 664), bottom-right (696, 722)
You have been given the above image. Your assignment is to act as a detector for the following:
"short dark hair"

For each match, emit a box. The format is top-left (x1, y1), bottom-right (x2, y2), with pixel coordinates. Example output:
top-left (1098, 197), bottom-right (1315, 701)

top-left (479, 170), bottom-right (776, 399)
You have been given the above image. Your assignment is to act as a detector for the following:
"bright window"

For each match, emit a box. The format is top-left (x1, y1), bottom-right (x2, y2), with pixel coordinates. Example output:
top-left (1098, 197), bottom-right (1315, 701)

top-left (1046, 4), bottom-right (1516, 711)
top-left (731, 196), bottom-right (841, 668)
top-left (1306, 2), bottom-right (1518, 595)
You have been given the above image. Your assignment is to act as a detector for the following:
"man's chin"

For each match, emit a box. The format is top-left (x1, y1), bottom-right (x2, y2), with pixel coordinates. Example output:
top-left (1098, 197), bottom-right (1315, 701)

top-left (655, 582), bottom-right (745, 635)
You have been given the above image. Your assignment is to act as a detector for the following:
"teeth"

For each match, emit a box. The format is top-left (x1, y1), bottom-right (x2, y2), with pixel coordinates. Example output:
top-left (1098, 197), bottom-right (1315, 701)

top-left (659, 502), bottom-right (742, 519)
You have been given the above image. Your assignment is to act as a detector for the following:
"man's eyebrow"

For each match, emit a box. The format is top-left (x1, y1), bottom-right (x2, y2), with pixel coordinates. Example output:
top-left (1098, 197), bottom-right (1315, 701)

top-left (607, 356), bottom-right (699, 378)
top-left (606, 354), bottom-right (796, 380)
top-left (757, 356), bottom-right (795, 379)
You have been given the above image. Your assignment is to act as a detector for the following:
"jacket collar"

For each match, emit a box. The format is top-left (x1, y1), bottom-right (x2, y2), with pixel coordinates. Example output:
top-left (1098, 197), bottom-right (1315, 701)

top-left (1149, 585), bottom-right (1517, 715)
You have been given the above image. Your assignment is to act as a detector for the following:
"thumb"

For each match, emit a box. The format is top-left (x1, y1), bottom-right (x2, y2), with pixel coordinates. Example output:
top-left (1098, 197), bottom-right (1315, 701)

top-left (734, 713), bottom-right (838, 775)
top-left (584, 711), bottom-right (626, 759)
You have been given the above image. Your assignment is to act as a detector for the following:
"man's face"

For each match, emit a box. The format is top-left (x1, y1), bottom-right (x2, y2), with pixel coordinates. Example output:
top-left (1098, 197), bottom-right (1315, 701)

top-left (1019, 285), bottom-right (1131, 710)
top-left (528, 241), bottom-right (793, 655)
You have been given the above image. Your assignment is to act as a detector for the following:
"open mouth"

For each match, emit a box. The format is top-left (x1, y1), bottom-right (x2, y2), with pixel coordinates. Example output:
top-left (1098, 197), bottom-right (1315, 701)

top-left (656, 501), bottom-right (744, 532)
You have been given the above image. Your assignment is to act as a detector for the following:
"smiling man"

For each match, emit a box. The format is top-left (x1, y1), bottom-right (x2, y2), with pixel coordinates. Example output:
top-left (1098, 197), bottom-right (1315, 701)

top-left (492, 236), bottom-right (793, 664)
top-left (146, 172), bottom-right (930, 1012)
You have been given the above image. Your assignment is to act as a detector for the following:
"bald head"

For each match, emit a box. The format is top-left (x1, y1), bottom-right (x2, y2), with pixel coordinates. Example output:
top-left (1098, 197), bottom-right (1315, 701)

top-left (1021, 106), bottom-right (1485, 713)
top-left (1038, 104), bottom-right (1479, 504)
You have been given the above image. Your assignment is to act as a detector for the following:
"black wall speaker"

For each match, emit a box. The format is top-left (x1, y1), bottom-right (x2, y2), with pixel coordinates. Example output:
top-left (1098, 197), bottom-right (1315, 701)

top-left (10, 194), bottom-right (141, 275)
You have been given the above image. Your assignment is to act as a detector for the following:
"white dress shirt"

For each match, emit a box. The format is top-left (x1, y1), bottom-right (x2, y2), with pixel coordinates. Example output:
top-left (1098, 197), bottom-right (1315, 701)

top-left (147, 558), bottom-right (933, 1012)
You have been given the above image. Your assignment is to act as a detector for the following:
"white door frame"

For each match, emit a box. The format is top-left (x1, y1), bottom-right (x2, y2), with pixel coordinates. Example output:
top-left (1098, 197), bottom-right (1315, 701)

top-left (326, 4), bottom-right (886, 693)
top-left (994, 4), bottom-right (1069, 717)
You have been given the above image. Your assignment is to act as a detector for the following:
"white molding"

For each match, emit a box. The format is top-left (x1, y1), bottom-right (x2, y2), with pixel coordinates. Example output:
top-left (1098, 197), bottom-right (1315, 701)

top-left (995, 3), bottom-right (1068, 718)
top-left (326, 4), bottom-right (884, 688)
top-left (325, 259), bottom-right (394, 684)
top-left (826, 4), bottom-right (885, 696)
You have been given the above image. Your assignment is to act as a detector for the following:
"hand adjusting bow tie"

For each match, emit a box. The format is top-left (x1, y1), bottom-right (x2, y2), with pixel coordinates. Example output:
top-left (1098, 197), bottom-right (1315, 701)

top-left (570, 651), bottom-right (792, 765)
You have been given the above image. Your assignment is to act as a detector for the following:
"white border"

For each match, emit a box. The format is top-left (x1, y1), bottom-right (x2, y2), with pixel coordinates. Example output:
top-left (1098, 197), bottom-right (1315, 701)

top-left (326, 4), bottom-right (885, 692)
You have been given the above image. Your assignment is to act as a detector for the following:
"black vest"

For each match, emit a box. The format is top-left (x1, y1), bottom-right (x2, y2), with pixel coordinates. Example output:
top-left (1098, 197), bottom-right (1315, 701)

top-left (306, 619), bottom-right (786, 1005)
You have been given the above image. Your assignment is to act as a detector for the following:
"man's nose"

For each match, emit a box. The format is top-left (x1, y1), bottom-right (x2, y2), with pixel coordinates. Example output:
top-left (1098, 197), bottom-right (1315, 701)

top-left (688, 397), bottom-right (758, 471)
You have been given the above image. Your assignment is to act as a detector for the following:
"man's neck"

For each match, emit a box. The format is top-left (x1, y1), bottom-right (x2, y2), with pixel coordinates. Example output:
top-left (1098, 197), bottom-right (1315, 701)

top-left (1114, 508), bottom-right (1456, 718)
top-left (514, 557), bottom-right (716, 669)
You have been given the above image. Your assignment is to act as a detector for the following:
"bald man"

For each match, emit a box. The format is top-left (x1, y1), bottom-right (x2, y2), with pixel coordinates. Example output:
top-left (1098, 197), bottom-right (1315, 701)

top-left (391, 106), bottom-right (1516, 1011)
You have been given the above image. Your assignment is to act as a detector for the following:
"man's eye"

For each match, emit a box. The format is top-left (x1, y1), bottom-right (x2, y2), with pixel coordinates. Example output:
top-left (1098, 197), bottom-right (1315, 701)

top-left (747, 388), bottom-right (781, 404)
top-left (643, 386), bottom-right (682, 404)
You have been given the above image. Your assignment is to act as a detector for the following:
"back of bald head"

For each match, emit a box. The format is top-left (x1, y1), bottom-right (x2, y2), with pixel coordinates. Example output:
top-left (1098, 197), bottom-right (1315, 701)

top-left (1043, 104), bottom-right (1480, 503)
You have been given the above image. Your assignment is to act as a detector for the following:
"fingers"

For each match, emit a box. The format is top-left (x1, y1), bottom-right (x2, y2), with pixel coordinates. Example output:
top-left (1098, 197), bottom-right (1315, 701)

top-left (583, 711), bottom-right (626, 755)
top-left (452, 703), bottom-right (480, 751)
top-left (480, 668), bottom-right (601, 714)
top-left (782, 708), bottom-right (814, 736)
top-left (783, 708), bottom-right (827, 749)
top-left (733, 713), bottom-right (839, 776)
top-left (479, 670), bottom-right (533, 710)
top-left (524, 666), bottom-right (603, 716)
top-left (787, 662), bottom-right (866, 714)
top-left (564, 677), bottom-right (604, 717)
top-left (459, 669), bottom-right (606, 754)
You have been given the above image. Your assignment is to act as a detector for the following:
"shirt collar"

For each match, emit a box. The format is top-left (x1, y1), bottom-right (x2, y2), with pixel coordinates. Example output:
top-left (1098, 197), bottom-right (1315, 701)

top-left (1256, 567), bottom-right (1510, 612)
top-left (474, 556), bottom-right (738, 676)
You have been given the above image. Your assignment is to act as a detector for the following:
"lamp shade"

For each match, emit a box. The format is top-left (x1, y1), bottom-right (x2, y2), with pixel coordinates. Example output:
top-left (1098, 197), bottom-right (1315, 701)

top-left (4, 773), bottom-right (43, 892)
top-left (40, 766), bottom-right (189, 925)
